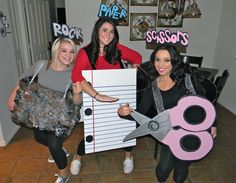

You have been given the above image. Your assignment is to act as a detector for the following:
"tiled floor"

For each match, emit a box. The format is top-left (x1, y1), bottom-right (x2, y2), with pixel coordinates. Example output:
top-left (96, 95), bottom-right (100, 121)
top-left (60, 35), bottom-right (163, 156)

top-left (0, 104), bottom-right (236, 183)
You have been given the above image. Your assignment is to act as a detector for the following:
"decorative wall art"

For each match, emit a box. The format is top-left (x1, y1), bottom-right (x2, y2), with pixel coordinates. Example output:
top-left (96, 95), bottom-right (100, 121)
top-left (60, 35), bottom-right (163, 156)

top-left (130, 0), bottom-right (157, 6)
top-left (130, 13), bottom-right (157, 41)
top-left (101, 0), bottom-right (129, 26)
top-left (157, 0), bottom-right (184, 27)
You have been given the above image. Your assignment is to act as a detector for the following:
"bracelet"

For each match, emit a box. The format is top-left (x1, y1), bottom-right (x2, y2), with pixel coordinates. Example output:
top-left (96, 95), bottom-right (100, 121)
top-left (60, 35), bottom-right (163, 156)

top-left (93, 92), bottom-right (99, 99)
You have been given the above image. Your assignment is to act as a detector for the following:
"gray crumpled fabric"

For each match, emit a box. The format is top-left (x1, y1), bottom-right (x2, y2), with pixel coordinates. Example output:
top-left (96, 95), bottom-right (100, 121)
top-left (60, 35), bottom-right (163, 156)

top-left (11, 77), bottom-right (81, 138)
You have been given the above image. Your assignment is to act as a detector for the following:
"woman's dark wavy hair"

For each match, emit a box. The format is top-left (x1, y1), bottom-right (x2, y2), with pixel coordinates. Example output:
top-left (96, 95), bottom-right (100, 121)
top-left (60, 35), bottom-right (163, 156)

top-left (84, 17), bottom-right (121, 68)
top-left (149, 44), bottom-right (184, 82)
top-left (148, 44), bottom-right (203, 87)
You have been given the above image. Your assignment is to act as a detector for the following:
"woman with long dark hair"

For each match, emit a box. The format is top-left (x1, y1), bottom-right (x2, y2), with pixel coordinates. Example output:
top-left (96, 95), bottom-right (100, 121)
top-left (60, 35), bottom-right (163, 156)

top-left (118, 44), bottom-right (217, 183)
top-left (70, 17), bottom-right (142, 175)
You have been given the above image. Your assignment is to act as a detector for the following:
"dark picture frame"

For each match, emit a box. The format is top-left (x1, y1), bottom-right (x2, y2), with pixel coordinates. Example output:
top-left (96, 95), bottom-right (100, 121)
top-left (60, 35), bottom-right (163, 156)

top-left (101, 0), bottom-right (129, 26)
top-left (157, 0), bottom-right (183, 27)
top-left (130, 0), bottom-right (157, 6)
top-left (130, 13), bottom-right (157, 41)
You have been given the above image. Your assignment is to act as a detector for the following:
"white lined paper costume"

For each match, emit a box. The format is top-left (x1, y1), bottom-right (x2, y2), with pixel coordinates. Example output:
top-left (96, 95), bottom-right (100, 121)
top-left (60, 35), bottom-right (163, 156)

top-left (82, 69), bottom-right (137, 154)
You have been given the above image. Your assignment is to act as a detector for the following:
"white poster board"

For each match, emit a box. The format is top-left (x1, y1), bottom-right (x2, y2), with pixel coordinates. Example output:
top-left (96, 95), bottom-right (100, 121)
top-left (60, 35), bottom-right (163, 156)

top-left (82, 69), bottom-right (137, 154)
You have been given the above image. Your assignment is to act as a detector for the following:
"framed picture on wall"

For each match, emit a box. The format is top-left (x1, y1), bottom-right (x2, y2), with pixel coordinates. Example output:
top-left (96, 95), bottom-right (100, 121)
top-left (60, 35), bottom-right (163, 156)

top-left (157, 0), bottom-right (183, 27)
top-left (130, 0), bottom-right (157, 6)
top-left (130, 13), bottom-right (157, 41)
top-left (101, 0), bottom-right (129, 26)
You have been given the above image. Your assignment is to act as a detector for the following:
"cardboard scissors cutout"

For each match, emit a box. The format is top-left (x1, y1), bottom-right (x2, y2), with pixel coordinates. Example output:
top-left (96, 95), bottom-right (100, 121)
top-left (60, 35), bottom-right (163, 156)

top-left (124, 95), bottom-right (216, 160)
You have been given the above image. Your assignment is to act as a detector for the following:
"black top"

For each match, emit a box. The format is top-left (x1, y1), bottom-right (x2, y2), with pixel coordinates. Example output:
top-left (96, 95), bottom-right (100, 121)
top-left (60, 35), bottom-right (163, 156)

top-left (137, 84), bottom-right (186, 118)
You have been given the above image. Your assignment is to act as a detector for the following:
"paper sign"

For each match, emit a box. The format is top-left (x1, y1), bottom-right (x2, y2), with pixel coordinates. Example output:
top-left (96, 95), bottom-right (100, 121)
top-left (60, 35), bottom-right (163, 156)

top-left (82, 69), bottom-right (137, 154)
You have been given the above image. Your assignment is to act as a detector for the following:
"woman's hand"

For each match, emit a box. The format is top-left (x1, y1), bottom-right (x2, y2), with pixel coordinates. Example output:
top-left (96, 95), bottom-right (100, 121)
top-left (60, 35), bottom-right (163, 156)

top-left (8, 95), bottom-right (16, 112)
top-left (211, 127), bottom-right (217, 138)
top-left (117, 103), bottom-right (133, 116)
top-left (131, 63), bottom-right (140, 69)
top-left (80, 80), bottom-right (118, 103)
top-left (95, 93), bottom-right (119, 103)
top-left (72, 82), bottom-right (83, 105)
top-left (73, 81), bottom-right (82, 94)
top-left (8, 84), bottom-right (20, 112)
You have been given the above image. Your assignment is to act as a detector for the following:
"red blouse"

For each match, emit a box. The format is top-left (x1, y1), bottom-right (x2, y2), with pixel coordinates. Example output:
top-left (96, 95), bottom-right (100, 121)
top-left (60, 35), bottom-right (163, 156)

top-left (71, 43), bottom-right (142, 83)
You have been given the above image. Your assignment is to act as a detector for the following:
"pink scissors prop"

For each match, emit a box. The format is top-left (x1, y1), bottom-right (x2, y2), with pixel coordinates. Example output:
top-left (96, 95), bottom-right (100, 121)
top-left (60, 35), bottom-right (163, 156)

top-left (124, 95), bottom-right (216, 160)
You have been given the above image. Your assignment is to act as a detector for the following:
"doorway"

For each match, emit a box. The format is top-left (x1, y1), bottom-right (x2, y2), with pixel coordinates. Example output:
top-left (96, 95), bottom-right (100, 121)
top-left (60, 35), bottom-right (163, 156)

top-left (7, 0), bottom-right (66, 75)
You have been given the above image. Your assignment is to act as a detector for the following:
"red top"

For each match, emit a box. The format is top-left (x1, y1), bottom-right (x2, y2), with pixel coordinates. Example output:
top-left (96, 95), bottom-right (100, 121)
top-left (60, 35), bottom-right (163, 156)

top-left (71, 43), bottom-right (142, 82)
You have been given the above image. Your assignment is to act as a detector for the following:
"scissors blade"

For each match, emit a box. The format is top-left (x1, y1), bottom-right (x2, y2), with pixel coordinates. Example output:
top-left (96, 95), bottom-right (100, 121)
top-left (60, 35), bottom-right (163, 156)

top-left (151, 110), bottom-right (172, 141)
top-left (123, 122), bottom-right (151, 142)
top-left (126, 110), bottom-right (172, 142)
top-left (130, 111), bottom-right (151, 125)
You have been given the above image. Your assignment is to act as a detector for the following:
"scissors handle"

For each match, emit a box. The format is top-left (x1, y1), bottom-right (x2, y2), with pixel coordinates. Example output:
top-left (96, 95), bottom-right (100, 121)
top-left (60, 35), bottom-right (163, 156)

top-left (162, 128), bottom-right (213, 160)
top-left (169, 95), bottom-right (216, 131)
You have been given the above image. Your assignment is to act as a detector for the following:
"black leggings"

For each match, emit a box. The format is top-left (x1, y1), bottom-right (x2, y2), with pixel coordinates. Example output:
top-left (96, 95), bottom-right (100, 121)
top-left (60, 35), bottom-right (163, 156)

top-left (156, 144), bottom-right (191, 183)
top-left (33, 128), bottom-right (67, 170)
top-left (76, 138), bottom-right (133, 156)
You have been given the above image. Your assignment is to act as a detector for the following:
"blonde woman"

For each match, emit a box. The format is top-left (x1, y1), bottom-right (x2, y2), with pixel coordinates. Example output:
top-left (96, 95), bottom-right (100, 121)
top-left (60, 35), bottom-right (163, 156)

top-left (8, 37), bottom-right (82, 183)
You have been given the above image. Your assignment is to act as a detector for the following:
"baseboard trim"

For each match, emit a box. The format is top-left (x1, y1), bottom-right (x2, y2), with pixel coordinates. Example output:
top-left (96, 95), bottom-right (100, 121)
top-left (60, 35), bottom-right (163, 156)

top-left (0, 126), bottom-right (20, 147)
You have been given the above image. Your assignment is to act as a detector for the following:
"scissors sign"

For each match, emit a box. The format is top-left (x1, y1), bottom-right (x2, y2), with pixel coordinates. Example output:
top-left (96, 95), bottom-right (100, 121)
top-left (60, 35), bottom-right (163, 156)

top-left (124, 95), bottom-right (216, 160)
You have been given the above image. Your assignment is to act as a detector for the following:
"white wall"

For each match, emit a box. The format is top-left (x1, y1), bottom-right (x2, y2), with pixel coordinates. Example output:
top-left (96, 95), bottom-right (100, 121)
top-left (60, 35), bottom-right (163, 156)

top-left (0, 0), bottom-right (20, 146)
top-left (213, 0), bottom-right (236, 114)
top-left (182, 0), bottom-right (222, 68)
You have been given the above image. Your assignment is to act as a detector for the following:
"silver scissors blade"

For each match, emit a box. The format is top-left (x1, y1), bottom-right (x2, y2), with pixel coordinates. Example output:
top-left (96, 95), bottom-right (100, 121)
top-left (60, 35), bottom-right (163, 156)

top-left (123, 122), bottom-right (152, 142)
top-left (124, 110), bottom-right (172, 142)
top-left (130, 111), bottom-right (151, 125)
